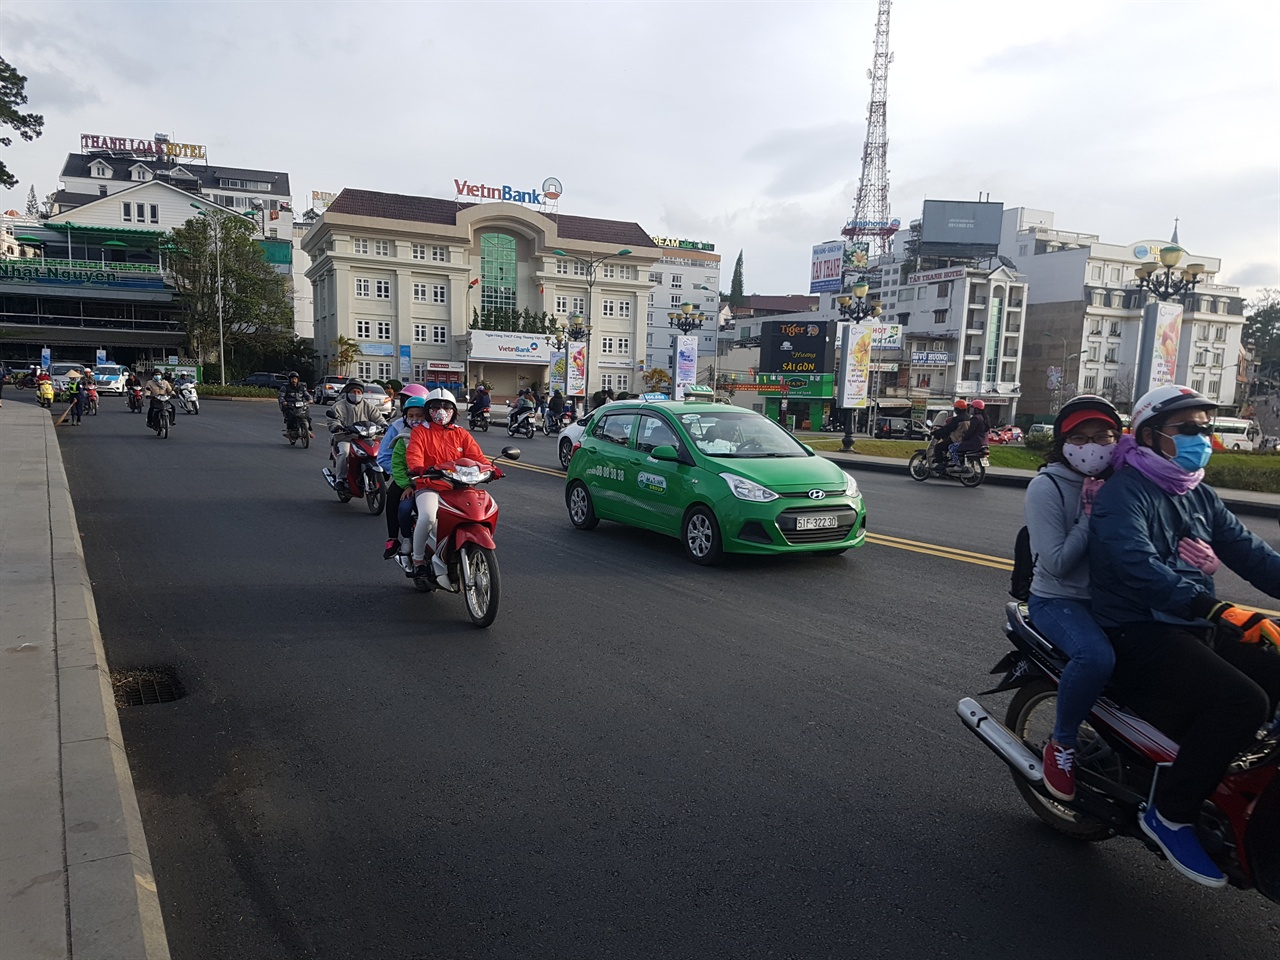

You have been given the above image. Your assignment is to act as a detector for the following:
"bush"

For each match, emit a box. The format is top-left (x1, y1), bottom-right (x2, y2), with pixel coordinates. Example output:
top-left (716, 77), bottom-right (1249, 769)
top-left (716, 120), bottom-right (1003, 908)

top-left (1023, 431), bottom-right (1054, 455)
top-left (198, 385), bottom-right (279, 398)
top-left (1205, 452), bottom-right (1280, 493)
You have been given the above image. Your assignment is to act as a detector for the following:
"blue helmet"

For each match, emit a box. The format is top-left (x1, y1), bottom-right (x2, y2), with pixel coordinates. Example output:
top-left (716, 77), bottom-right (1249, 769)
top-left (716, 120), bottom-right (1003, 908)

top-left (402, 396), bottom-right (427, 411)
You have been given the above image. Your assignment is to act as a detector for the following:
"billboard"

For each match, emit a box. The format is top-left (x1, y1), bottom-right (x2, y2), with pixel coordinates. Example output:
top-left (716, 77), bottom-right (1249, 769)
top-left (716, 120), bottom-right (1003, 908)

top-left (468, 330), bottom-right (550, 363)
top-left (837, 323), bottom-right (873, 408)
top-left (674, 336), bottom-right (698, 400)
top-left (1135, 301), bottom-right (1184, 394)
top-left (760, 319), bottom-right (836, 374)
top-left (566, 342), bottom-right (586, 396)
top-left (919, 200), bottom-right (1004, 258)
top-left (810, 241), bottom-right (846, 294)
top-left (870, 324), bottom-right (902, 349)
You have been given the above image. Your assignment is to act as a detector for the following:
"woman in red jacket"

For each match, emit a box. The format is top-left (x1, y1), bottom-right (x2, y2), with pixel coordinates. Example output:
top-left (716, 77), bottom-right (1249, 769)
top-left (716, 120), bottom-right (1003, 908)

top-left (404, 389), bottom-right (493, 585)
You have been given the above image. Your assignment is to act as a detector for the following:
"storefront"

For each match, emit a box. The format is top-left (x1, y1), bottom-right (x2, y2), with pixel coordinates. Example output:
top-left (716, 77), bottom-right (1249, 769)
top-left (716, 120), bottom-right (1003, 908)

top-left (466, 330), bottom-right (554, 400)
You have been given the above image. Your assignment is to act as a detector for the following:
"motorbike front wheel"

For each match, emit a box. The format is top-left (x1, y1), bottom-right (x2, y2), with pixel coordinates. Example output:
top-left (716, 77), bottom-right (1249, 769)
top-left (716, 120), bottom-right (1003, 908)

top-left (1006, 680), bottom-right (1114, 842)
top-left (89, 400), bottom-right (98, 416)
top-left (908, 453), bottom-right (931, 481)
top-left (960, 462), bottom-right (986, 488)
top-left (461, 544), bottom-right (500, 628)
top-left (300, 425), bottom-right (310, 449)
top-left (192, 401), bottom-right (200, 415)
top-left (366, 475), bottom-right (386, 515)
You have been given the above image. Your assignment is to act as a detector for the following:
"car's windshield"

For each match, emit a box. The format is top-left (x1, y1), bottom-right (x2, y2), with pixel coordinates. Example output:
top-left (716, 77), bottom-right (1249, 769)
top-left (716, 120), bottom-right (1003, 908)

top-left (366, 385), bottom-right (387, 396)
top-left (95, 366), bottom-right (122, 377)
top-left (50, 363), bottom-right (78, 376)
top-left (680, 410), bottom-right (808, 458)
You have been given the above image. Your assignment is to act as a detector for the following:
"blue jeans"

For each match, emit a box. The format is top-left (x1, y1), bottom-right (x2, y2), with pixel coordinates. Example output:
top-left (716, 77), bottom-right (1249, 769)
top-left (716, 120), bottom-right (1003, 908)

top-left (1027, 595), bottom-right (1116, 747)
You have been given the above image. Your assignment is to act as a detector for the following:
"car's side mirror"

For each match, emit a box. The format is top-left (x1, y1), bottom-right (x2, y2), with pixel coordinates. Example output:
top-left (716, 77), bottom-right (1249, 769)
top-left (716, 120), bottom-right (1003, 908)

top-left (649, 444), bottom-right (680, 462)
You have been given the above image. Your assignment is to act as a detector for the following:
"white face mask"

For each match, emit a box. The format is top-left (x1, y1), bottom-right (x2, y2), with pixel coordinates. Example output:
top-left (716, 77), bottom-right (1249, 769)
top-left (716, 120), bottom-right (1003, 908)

top-left (347, 393), bottom-right (363, 404)
top-left (1061, 442), bottom-right (1114, 477)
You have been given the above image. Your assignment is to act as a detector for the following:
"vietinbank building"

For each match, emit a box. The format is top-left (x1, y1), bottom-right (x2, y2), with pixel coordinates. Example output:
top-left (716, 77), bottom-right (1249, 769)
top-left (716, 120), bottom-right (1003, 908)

top-left (303, 188), bottom-right (661, 401)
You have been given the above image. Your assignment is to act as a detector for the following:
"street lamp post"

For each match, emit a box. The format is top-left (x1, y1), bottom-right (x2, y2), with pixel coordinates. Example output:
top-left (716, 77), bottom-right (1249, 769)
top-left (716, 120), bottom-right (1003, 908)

top-left (1043, 333), bottom-right (1080, 412)
top-left (835, 282), bottom-right (881, 452)
top-left (551, 247), bottom-right (631, 410)
top-left (566, 314), bottom-right (589, 413)
top-left (547, 322), bottom-right (569, 395)
top-left (191, 201), bottom-right (253, 385)
top-left (1134, 246), bottom-right (1205, 303)
top-left (667, 301), bottom-right (707, 398)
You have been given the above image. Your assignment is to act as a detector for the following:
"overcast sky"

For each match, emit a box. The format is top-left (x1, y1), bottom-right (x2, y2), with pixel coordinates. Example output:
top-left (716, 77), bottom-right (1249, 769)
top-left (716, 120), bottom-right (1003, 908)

top-left (3, 0), bottom-right (1277, 300)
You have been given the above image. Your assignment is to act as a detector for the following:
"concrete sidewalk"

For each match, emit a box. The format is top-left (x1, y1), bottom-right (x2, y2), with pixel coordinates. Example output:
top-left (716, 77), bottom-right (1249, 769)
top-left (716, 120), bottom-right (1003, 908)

top-left (1, 400), bottom-right (169, 959)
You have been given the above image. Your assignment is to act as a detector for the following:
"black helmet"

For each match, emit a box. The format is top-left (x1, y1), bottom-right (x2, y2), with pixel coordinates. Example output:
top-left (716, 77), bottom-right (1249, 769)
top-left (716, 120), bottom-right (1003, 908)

top-left (1052, 395), bottom-right (1122, 443)
top-left (343, 380), bottom-right (365, 394)
top-left (286, 370), bottom-right (300, 381)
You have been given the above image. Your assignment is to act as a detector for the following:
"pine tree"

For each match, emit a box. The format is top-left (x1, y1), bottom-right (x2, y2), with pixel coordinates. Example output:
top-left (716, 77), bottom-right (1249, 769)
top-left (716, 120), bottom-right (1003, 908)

top-left (729, 250), bottom-right (745, 308)
top-left (25, 184), bottom-right (38, 215)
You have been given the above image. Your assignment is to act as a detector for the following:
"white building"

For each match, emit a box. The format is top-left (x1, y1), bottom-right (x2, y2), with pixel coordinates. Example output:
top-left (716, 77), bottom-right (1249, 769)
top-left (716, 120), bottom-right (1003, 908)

top-left (642, 239), bottom-right (720, 375)
top-left (292, 216), bottom-right (315, 340)
top-left (998, 207), bottom-right (1246, 415)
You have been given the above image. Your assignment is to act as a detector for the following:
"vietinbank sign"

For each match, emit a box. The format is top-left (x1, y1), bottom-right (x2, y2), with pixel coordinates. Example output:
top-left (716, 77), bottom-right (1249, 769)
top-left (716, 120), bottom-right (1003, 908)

top-left (454, 178), bottom-right (552, 205)
top-left (469, 330), bottom-right (550, 363)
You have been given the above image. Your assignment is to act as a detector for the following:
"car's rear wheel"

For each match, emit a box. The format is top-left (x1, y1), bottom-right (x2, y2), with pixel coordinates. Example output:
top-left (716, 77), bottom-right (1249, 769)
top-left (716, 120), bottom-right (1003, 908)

top-left (567, 481), bottom-right (599, 530)
top-left (682, 505), bottom-right (723, 566)
top-left (558, 437), bottom-right (574, 470)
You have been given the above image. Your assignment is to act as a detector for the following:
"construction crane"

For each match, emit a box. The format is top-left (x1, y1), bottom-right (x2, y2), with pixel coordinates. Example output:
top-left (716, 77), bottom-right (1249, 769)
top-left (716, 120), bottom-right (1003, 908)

top-left (841, 0), bottom-right (896, 266)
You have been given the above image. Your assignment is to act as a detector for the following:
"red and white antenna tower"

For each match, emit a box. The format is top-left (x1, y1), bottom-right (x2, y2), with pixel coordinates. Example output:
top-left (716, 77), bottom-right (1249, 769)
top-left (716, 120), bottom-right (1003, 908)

top-left (841, 0), bottom-right (896, 265)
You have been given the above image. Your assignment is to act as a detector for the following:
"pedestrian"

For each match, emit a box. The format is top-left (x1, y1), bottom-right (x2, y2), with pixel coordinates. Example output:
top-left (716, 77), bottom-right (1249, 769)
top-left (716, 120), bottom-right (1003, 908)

top-left (66, 370), bottom-right (83, 425)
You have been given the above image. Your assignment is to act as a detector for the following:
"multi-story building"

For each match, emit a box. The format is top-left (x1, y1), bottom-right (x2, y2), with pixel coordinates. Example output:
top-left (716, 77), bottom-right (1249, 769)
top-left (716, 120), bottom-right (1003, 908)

top-left (303, 189), bottom-right (660, 400)
top-left (642, 238), bottom-right (720, 375)
top-left (998, 207), bottom-right (1246, 416)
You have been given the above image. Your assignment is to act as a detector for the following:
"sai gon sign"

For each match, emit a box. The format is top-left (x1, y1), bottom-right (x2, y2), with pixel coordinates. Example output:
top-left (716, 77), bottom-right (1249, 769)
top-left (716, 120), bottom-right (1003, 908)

top-left (81, 134), bottom-right (207, 160)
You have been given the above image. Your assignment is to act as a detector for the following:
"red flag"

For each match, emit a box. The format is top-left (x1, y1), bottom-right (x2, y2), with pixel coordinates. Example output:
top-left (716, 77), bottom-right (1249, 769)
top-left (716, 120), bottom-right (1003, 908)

top-left (469, 278), bottom-right (480, 287)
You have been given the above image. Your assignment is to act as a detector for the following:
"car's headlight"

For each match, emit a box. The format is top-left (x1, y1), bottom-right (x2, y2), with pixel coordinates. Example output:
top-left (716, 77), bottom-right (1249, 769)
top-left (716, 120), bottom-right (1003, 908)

top-left (719, 473), bottom-right (779, 502)
top-left (843, 472), bottom-right (860, 498)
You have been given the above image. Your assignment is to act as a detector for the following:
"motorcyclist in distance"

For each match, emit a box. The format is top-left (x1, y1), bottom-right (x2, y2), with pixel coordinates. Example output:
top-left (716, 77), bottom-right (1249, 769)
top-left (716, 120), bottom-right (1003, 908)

top-left (278, 371), bottom-right (314, 438)
top-left (144, 371), bottom-right (173, 428)
top-left (932, 399), bottom-right (969, 470)
top-left (468, 384), bottom-right (491, 421)
top-left (548, 389), bottom-right (565, 424)
top-left (330, 380), bottom-right (387, 485)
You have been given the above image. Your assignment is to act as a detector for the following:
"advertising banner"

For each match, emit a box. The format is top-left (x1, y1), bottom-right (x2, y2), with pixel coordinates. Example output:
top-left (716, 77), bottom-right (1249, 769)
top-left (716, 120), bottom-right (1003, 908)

top-left (810, 241), bottom-right (846, 294)
top-left (96, 348), bottom-right (107, 366)
top-left (1141, 301), bottom-right (1184, 392)
top-left (468, 330), bottom-right (551, 363)
top-left (760, 319), bottom-right (835, 374)
top-left (41, 346), bottom-right (51, 368)
top-left (911, 351), bottom-right (951, 366)
top-left (674, 336), bottom-right (698, 400)
top-left (399, 345), bottom-right (412, 379)
top-left (837, 323), bottom-right (873, 408)
top-left (360, 343), bottom-right (395, 357)
top-left (566, 342), bottom-right (587, 397)
top-left (870, 324), bottom-right (902, 349)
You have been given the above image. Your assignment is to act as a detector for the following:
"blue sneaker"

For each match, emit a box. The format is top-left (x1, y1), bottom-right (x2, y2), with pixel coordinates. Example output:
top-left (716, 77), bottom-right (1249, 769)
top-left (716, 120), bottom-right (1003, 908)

top-left (1140, 806), bottom-right (1227, 889)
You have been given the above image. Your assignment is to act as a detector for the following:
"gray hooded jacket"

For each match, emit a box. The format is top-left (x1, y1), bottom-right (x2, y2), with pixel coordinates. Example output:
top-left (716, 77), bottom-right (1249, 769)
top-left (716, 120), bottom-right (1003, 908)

top-left (1025, 461), bottom-right (1090, 601)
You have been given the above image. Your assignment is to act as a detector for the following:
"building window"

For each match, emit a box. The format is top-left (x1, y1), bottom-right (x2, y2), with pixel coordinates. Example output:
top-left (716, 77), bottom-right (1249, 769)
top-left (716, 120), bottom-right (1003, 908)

top-left (1208, 379), bottom-right (1221, 395)
top-left (555, 295), bottom-right (568, 314)
top-left (121, 201), bottom-right (132, 222)
top-left (649, 272), bottom-right (662, 284)
top-left (573, 261), bottom-right (586, 276)
top-left (1090, 319), bottom-right (1103, 335)
top-left (431, 245), bottom-right (448, 262)
top-left (432, 325), bottom-right (447, 344)
top-left (356, 319), bottom-right (371, 338)
top-left (670, 295), bottom-right (683, 309)
top-left (1212, 350), bottom-right (1224, 367)
top-left (413, 283), bottom-right (429, 303)
top-left (602, 264), bottom-right (616, 279)
top-left (1091, 290), bottom-right (1106, 306)
top-left (1214, 325), bottom-right (1226, 341)
top-left (1018, 244), bottom-right (1028, 257)
top-left (572, 296), bottom-right (585, 314)
top-left (556, 259), bottom-right (569, 275)
top-left (619, 300), bottom-right (631, 319)
top-left (412, 362), bottom-right (429, 383)
top-left (1110, 268), bottom-right (1121, 282)
top-left (355, 278), bottom-right (371, 298)
top-left (375, 279), bottom-right (391, 300)
top-left (1087, 345), bottom-right (1099, 362)
top-left (600, 336), bottom-right (615, 354)
top-left (413, 323), bottom-right (429, 342)
top-left (431, 284), bottom-right (447, 305)
top-left (356, 361), bottom-right (373, 379)
top-left (1110, 291), bottom-right (1125, 308)
top-left (412, 243), bottom-right (428, 261)
top-left (1083, 374), bottom-right (1097, 391)
top-left (617, 374), bottom-right (630, 391)
top-left (648, 293), bottom-right (655, 306)
top-left (916, 373), bottom-right (932, 388)
top-left (1216, 299), bottom-right (1228, 315)
top-left (899, 288), bottom-right (915, 302)
top-left (480, 232), bottom-right (518, 313)
top-left (135, 203), bottom-right (146, 222)
top-left (618, 336), bottom-right (631, 355)
top-left (933, 310), bottom-right (947, 324)
top-left (377, 362), bottom-right (393, 380)
top-left (1108, 321), bottom-right (1121, 336)
top-left (1105, 347), bottom-right (1118, 363)
top-left (670, 274), bottom-right (683, 289)
top-left (353, 238), bottom-right (368, 254)
top-left (374, 239), bottom-right (391, 256)
top-left (1090, 265), bottom-right (1102, 281)
top-left (937, 282), bottom-right (951, 298)
top-left (600, 299), bottom-right (616, 318)
top-left (376, 321), bottom-right (392, 340)
top-left (148, 204), bottom-right (159, 223)
top-left (1191, 377), bottom-right (1204, 392)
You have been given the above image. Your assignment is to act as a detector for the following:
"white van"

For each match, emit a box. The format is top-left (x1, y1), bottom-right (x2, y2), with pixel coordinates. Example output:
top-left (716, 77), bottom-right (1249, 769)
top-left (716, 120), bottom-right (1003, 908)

top-left (1212, 417), bottom-right (1259, 451)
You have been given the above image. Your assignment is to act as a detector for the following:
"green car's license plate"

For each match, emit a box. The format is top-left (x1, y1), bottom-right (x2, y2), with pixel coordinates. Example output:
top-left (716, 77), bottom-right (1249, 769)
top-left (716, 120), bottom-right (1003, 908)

top-left (796, 515), bottom-right (838, 530)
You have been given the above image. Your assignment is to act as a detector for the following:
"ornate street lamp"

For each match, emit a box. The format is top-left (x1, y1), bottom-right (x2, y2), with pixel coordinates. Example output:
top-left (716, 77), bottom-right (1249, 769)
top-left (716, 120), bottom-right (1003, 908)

top-left (547, 321), bottom-right (569, 394)
top-left (1134, 246), bottom-right (1205, 302)
top-left (667, 302), bottom-right (707, 397)
top-left (566, 313), bottom-right (590, 412)
top-left (834, 282), bottom-right (882, 451)
top-left (551, 248), bottom-right (631, 409)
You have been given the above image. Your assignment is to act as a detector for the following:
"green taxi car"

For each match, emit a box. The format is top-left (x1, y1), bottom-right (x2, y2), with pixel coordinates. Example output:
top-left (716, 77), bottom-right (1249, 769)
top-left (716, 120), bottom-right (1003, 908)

top-left (564, 395), bottom-right (866, 564)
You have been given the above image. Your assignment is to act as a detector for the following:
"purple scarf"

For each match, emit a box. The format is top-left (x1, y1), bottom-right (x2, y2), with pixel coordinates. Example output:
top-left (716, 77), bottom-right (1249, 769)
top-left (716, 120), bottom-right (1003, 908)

top-left (1111, 434), bottom-right (1203, 495)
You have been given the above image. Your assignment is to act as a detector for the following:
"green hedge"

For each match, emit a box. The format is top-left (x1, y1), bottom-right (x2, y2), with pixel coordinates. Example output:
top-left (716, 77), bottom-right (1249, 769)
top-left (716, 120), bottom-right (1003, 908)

top-left (199, 385), bottom-right (279, 398)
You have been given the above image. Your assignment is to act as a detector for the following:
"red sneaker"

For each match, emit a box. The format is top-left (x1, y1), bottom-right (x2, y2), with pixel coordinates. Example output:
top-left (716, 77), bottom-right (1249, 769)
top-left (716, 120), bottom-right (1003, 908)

top-left (1042, 740), bottom-right (1076, 801)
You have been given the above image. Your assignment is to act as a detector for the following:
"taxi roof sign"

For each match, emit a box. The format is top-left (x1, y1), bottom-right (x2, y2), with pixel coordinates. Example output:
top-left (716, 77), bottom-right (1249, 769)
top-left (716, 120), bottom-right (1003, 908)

top-left (683, 385), bottom-right (713, 396)
top-left (640, 392), bottom-right (670, 401)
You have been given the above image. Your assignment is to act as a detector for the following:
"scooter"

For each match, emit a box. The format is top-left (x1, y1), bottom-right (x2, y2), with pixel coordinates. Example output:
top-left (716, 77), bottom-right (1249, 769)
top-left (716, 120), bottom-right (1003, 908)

top-left (390, 447), bottom-right (520, 628)
top-left (907, 436), bottom-right (989, 488)
top-left (37, 380), bottom-right (55, 408)
top-left (283, 398), bottom-right (312, 447)
top-left (175, 380), bottom-right (200, 415)
top-left (507, 407), bottom-right (535, 439)
top-left (958, 601), bottom-right (1280, 902)
top-left (127, 385), bottom-right (144, 413)
top-left (148, 398), bottom-right (176, 439)
top-left (541, 409), bottom-right (572, 436)
top-left (321, 410), bottom-right (387, 514)
top-left (85, 384), bottom-right (100, 416)
top-left (468, 408), bottom-right (491, 432)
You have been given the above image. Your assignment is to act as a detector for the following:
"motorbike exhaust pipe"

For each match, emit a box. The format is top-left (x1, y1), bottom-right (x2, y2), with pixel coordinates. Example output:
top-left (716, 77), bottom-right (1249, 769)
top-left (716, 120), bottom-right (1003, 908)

top-left (956, 697), bottom-right (1043, 784)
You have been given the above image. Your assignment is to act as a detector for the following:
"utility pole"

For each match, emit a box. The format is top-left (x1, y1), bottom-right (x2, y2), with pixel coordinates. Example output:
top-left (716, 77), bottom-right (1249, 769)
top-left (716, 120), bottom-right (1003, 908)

top-left (841, 0), bottom-right (895, 261)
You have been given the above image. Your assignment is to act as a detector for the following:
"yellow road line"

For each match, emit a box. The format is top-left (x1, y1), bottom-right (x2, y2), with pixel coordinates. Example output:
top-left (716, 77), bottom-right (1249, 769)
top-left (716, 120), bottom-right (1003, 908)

top-left (490, 458), bottom-right (564, 479)
top-left (869, 531), bottom-right (1015, 565)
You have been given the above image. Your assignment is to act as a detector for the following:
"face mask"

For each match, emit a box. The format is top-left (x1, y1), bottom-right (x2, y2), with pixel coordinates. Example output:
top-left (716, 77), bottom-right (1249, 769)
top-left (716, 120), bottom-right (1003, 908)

top-left (1061, 442), bottom-right (1114, 477)
top-left (347, 393), bottom-right (363, 404)
top-left (1168, 433), bottom-right (1213, 472)
top-left (430, 408), bottom-right (451, 425)
top-left (405, 416), bottom-right (425, 429)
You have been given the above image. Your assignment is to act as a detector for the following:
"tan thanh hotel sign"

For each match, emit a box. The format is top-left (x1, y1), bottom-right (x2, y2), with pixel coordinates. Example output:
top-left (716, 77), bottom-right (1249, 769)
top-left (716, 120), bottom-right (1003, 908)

top-left (80, 134), bottom-right (207, 160)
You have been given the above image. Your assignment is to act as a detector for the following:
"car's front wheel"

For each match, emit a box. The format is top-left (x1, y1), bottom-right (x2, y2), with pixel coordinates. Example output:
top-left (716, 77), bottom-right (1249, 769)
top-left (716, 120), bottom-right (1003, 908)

top-left (682, 505), bottom-right (723, 566)
top-left (566, 481), bottom-right (599, 530)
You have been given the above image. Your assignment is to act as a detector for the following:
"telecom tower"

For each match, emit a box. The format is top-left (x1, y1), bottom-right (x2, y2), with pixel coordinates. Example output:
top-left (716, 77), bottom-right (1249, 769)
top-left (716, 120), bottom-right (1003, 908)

top-left (841, 0), bottom-right (895, 268)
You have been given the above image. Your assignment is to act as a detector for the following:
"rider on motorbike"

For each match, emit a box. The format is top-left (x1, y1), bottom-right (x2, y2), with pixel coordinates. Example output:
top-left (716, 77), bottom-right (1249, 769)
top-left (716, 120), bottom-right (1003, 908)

top-left (1089, 384), bottom-right (1280, 889)
top-left (404, 388), bottom-right (496, 586)
top-left (548, 389), bottom-right (565, 422)
top-left (955, 399), bottom-right (990, 463)
top-left (509, 389), bottom-right (535, 430)
top-left (278, 371), bottom-right (314, 437)
top-left (931, 399), bottom-right (969, 470)
top-left (144, 371), bottom-right (172, 428)
top-left (330, 380), bottom-right (387, 485)
top-left (468, 385), bottom-right (491, 422)
top-left (377, 383), bottom-right (430, 558)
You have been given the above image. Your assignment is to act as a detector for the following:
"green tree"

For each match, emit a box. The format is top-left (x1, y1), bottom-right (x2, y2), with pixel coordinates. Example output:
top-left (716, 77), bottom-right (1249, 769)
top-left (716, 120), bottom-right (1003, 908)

top-left (0, 56), bottom-right (44, 190)
top-left (168, 215), bottom-right (294, 372)
top-left (25, 184), bottom-right (38, 215)
top-left (729, 250), bottom-right (745, 309)
top-left (1244, 288), bottom-right (1280, 379)
top-left (332, 336), bottom-right (360, 376)
top-left (643, 368), bottom-right (672, 394)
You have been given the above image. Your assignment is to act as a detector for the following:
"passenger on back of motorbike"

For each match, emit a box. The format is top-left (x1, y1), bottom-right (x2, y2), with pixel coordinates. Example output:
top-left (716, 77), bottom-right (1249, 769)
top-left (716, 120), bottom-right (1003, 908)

top-left (278, 371), bottom-right (314, 437)
top-left (1024, 395), bottom-right (1124, 802)
top-left (377, 384), bottom-right (430, 558)
top-left (931, 399), bottom-right (969, 470)
top-left (955, 399), bottom-right (990, 463)
top-left (329, 380), bottom-right (387, 483)
top-left (1089, 384), bottom-right (1280, 889)
top-left (403, 389), bottom-right (499, 587)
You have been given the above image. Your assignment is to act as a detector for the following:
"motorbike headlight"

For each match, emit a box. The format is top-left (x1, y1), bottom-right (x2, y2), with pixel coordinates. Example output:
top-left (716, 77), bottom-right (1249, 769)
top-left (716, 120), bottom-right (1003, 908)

top-left (843, 472), bottom-right (860, 499)
top-left (719, 473), bottom-right (779, 502)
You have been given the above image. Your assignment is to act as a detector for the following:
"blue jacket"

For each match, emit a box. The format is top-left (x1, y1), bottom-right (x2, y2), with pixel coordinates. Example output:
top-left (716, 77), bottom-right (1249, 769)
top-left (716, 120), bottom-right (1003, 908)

top-left (376, 417), bottom-right (406, 474)
top-left (1088, 466), bottom-right (1280, 628)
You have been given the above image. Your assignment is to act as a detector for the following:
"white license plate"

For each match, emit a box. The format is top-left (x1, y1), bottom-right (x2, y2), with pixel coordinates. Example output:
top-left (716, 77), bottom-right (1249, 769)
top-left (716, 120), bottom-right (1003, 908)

top-left (796, 515), bottom-right (838, 530)
top-left (980, 457), bottom-right (990, 466)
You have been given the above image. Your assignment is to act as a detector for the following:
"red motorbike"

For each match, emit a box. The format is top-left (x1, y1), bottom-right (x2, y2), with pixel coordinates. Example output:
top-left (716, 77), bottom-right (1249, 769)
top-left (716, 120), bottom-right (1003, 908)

top-left (322, 412), bottom-right (387, 515)
top-left (127, 385), bottom-right (144, 413)
top-left (392, 447), bottom-right (520, 628)
top-left (959, 602), bottom-right (1280, 903)
top-left (85, 384), bottom-right (100, 415)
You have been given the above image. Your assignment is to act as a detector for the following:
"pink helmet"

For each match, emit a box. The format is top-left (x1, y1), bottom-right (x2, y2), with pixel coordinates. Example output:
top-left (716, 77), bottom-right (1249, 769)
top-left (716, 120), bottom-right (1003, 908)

top-left (399, 383), bottom-right (429, 400)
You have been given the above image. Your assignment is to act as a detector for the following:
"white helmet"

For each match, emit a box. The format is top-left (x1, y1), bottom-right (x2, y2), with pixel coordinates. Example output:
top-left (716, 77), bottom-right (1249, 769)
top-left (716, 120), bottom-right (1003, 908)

top-left (425, 387), bottom-right (457, 424)
top-left (1131, 384), bottom-right (1216, 436)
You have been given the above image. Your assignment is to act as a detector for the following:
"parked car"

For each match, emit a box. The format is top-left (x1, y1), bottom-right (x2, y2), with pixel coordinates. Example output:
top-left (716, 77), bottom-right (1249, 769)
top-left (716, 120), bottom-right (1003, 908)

top-left (564, 397), bottom-right (867, 564)
top-left (316, 376), bottom-right (349, 404)
top-left (1026, 424), bottom-right (1053, 438)
top-left (987, 425), bottom-right (1024, 445)
top-left (874, 417), bottom-right (929, 440)
top-left (233, 372), bottom-right (289, 389)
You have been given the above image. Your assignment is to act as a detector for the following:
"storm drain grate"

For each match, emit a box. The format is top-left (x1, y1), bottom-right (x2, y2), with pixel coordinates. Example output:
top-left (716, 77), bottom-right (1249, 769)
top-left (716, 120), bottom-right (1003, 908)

top-left (110, 667), bottom-right (185, 707)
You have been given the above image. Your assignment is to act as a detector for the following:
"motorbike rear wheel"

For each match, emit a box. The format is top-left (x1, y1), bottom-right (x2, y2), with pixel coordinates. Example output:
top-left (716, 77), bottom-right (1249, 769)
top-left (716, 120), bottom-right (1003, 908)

top-left (461, 544), bottom-right (500, 628)
top-left (908, 453), bottom-right (931, 481)
top-left (960, 461), bottom-right (986, 488)
top-left (1006, 680), bottom-right (1114, 842)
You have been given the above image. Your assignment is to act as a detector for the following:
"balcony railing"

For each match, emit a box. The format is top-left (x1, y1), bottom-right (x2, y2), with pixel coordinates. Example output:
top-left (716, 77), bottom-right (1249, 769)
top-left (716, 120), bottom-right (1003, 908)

top-left (2, 257), bottom-right (163, 274)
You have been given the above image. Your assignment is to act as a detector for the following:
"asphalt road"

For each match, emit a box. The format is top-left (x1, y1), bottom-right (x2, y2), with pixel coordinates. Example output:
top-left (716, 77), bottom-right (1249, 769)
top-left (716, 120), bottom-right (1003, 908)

top-left (50, 395), bottom-right (1280, 959)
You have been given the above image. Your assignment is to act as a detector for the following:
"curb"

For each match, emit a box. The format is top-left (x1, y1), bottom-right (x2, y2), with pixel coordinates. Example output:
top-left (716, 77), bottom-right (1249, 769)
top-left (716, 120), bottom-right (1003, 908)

top-left (824, 451), bottom-right (1280, 519)
top-left (45, 410), bottom-right (172, 959)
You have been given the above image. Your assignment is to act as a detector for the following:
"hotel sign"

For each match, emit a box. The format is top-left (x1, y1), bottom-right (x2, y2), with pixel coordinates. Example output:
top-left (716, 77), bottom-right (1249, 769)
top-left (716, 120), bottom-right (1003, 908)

top-left (81, 134), bottom-right (207, 160)
top-left (651, 237), bottom-right (716, 252)
top-left (906, 266), bottom-right (967, 286)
